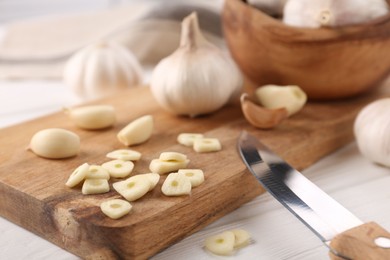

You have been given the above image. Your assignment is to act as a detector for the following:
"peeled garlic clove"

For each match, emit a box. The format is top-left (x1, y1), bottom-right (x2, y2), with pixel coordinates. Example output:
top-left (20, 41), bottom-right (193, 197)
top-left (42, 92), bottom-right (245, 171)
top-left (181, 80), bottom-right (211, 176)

top-left (240, 93), bottom-right (288, 129)
top-left (117, 115), bottom-right (153, 146)
top-left (63, 41), bottom-right (143, 100)
top-left (150, 12), bottom-right (242, 117)
top-left (29, 128), bottom-right (80, 159)
top-left (64, 105), bottom-right (116, 130)
top-left (255, 85), bottom-right (307, 117)
top-left (354, 98), bottom-right (390, 167)
top-left (283, 0), bottom-right (389, 28)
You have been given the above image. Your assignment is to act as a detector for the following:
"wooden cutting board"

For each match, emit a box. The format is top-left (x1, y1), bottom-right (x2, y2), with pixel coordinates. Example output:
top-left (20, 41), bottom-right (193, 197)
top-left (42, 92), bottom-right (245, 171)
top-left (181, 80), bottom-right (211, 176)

top-left (0, 84), bottom-right (389, 259)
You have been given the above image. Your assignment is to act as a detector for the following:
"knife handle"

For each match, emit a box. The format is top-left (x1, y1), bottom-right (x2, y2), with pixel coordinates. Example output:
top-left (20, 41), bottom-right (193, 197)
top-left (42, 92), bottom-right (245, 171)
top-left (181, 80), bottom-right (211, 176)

top-left (329, 222), bottom-right (390, 260)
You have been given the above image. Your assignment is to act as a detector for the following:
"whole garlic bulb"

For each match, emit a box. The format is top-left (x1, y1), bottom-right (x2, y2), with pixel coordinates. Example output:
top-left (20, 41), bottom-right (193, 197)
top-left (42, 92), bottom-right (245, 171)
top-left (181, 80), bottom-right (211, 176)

top-left (283, 0), bottom-right (389, 28)
top-left (63, 41), bottom-right (143, 100)
top-left (150, 12), bottom-right (242, 117)
top-left (354, 98), bottom-right (390, 167)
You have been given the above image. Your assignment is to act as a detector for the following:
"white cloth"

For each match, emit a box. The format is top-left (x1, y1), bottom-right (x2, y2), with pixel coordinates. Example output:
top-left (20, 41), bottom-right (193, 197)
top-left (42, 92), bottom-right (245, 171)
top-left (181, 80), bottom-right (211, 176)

top-left (0, 0), bottom-right (224, 79)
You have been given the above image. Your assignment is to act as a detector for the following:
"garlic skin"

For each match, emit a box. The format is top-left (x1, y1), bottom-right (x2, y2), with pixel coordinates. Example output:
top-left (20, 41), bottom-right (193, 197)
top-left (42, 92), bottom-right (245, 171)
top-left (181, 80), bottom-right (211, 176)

top-left (283, 0), bottom-right (389, 28)
top-left (63, 41), bottom-right (143, 100)
top-left (150, 12), bottom-right (242, 117)
top-left (354, 98), bottom-right (390, 168)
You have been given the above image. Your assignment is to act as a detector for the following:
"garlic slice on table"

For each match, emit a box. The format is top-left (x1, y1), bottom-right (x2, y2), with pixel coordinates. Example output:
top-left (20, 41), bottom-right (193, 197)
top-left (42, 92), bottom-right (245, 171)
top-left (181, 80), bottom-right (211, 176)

top-left (283, 0), bottom-right (389, 28)
top-left (63, 41), bottom-right (143, 100)
top-left (354, 98), bottom-right (390, 168)
top-left (150, 12), bottom-right (242, 117)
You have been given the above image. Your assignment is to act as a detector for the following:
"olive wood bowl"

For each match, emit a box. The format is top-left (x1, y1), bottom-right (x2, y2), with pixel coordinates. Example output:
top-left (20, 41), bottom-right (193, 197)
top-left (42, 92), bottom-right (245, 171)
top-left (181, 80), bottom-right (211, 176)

top-left (222, 0), bottom-right (390, 100)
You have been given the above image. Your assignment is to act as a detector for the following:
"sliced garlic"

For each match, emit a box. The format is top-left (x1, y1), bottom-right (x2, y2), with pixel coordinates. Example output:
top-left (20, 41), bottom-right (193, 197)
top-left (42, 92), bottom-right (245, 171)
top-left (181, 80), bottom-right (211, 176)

top-left (193, 138), bottom-right (221, 153)
top-left (113, 175), bottom-right (151, 201)
top-left (106, 149), bottom-right (141, 161)
top-left (129, 173), bottom-right (160, 191)
top-left (117, 115), bottom-right (154, 146)
top-left (178, 169), bottom-right (204, 187)
top-left (255, 85), bottom-right (307, 117)
top-left (161, 172), bottom-right (192, 196)
top-left (149, 158), bottom-right (190, 175)
top-left (82, 179), bottom-right (110, 195)
top-left (65, 163), bottom-right (89, 188)
top-left (177, 133), bottom-right (204, 147)
top-left (100, 199), bottom-right (132, 219)
top-left (231, 229), bottom-right (251, 248)
top-left (29, 128), bottom-right (80, 159)
top-left (86, 165), bottom-right (110, 180)
top-left (102, 159), bottom-right (134, 178)
top-left (64, 105), bottom-right (116, 130)
top-left (159, 152), bottom-right (187, 162)
top-left (204, 231), bottom-right (236, 256)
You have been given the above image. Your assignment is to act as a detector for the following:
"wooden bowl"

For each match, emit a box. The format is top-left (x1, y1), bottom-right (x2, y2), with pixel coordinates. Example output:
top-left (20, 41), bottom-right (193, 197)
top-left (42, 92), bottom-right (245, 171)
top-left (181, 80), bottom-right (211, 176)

top-left (222, 0), bottom-right (390, 100)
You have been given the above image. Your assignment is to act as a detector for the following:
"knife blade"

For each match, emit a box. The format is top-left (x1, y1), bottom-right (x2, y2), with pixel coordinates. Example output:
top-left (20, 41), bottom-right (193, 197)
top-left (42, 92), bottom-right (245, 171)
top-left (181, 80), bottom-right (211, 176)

top-left (237, 131), bottom-right (390, 260)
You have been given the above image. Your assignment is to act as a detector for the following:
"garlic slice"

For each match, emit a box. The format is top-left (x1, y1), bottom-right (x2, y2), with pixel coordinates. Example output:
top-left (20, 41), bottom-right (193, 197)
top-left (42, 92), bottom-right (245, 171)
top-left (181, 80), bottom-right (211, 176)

top-left (204, 231), bottom-right (236, 256)
top-left (161, 172), bottom-right (192, 196)
top-left (150, 12), bottom-right (242, 117)
top-left (101, 199), bottom-right (132, 219)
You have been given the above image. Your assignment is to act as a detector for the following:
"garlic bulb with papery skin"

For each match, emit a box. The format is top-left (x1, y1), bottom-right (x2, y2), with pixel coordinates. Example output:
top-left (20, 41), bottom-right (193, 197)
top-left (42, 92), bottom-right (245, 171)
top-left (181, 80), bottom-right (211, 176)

top-left (150, 12), bottom-right (242, 117)
top-left (283, 0), bottom-right (389, 28)
top-left (354, 98), bottom-right (390, 168)
top-left (63, 41), bottom-right (143, 100)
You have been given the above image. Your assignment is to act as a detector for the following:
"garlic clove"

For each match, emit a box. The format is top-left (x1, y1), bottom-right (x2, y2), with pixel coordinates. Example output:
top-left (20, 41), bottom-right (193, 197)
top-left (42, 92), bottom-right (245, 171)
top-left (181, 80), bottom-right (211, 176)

top-left (150, 12), bottom-right (242, 117)
top-left (63, 41), bottom-right (143, 100)
top-left (64, 105), bottom-right (116, 130)
top-left (117, 115), bottom-right (154, 146)
top-left (29, 128), bottom-right (80, 159)
top-left (354, 98), bottom-right (390, 168)
top-left (240, 93), bottom-right (288, 129)
top-left (255, 85), bottom-right (307, 117)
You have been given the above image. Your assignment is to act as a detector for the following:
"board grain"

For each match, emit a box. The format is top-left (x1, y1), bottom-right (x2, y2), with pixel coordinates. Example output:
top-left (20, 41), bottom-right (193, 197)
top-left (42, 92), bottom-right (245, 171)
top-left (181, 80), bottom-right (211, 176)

top-left (0, 84), bottom-right (389, 259)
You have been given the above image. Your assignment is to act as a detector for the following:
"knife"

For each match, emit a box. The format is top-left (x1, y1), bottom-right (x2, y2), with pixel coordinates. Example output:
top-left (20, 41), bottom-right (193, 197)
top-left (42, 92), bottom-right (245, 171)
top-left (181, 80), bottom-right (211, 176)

top-left (237, 131), bottom-right (390, 260)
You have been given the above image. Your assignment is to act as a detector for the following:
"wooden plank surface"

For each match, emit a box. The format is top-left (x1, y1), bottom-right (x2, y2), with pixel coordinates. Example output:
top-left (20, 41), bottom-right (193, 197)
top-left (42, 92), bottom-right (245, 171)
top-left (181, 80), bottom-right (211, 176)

top-left (0, 84), bottom-right (389, 259)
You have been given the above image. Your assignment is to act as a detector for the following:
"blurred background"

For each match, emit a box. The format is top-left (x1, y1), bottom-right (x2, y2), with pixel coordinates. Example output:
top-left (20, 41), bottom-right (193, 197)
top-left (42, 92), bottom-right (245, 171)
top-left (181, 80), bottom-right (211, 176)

top-left (0, 0), bottom-right (139, 23)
